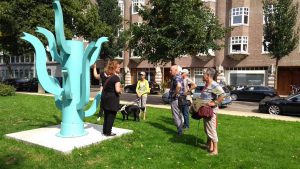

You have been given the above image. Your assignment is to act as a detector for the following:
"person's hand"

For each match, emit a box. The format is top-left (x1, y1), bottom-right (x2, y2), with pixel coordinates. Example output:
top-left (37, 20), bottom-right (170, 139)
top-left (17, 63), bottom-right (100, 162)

top-left (93, 64), bottom-right (96, 69)
top-left (137, 93), bottom-right (141, 98)
top-left (207, 101), bottom-right (216, 107)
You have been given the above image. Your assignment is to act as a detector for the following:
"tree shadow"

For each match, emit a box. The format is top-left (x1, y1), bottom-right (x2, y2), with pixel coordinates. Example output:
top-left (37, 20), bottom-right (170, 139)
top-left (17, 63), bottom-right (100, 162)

top-left (146, 121), bottom-right (206, 149)
top-left (27, 114), bottom-right (61, 128)
top-left (0, 153), bottom-right (26, 169)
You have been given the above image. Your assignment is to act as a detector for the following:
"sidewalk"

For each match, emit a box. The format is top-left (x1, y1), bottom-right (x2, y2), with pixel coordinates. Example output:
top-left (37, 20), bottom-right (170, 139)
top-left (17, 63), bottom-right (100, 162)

top-left (18, 92), bottom-right (300, 122)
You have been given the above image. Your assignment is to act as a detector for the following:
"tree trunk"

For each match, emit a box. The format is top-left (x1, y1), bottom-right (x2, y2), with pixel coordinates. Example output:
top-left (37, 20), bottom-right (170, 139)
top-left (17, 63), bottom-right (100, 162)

top-left (274, 58), bottom-right (279, 90)
top-left (171, 58), bottom-right (175, 65)
top-left (3, 54), bottom-right (13, 78)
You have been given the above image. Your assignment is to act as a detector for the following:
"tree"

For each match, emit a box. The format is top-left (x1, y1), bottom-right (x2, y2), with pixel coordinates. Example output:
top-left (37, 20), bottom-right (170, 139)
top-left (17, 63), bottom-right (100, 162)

top-left (96, 0), bottom-right (128, 59)
top-left (0, 0), bottom-right (109, 77)
top-left (263, 0), bottom-right (299, 88)
top-left (128, 0), bottom-right (228, 65)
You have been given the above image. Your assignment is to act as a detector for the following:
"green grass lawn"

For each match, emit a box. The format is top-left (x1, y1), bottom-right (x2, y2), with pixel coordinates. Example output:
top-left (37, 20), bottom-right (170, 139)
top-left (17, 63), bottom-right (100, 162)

top-left (0, 94), bottom-right (300, 169)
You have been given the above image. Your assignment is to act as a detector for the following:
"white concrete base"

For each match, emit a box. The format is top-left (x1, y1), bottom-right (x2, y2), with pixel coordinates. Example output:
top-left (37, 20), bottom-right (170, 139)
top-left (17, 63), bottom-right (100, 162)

top-left (5, 123), bottom-right (133, 154)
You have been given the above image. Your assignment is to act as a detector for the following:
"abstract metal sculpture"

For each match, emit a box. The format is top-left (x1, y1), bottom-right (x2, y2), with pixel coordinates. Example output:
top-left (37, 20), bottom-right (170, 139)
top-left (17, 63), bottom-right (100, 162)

top-left (21, 0), bottom-right (108, 137)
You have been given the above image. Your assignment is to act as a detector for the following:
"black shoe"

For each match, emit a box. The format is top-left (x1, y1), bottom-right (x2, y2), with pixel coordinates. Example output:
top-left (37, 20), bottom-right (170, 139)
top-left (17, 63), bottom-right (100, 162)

top-left (105, 133), bottom-right (116, 136)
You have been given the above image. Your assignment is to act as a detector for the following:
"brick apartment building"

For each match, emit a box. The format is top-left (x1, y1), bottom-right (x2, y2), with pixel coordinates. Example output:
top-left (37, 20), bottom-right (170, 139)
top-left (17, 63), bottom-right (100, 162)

top-left (95, 0), bottom-right (300, 95)
top-left (1, 0), bottom-right (299, 95)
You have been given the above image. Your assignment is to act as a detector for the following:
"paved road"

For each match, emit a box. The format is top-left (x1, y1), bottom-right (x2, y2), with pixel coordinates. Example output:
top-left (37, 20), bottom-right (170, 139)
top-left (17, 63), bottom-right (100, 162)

top-left (90, 88), bottom-right (259, 112)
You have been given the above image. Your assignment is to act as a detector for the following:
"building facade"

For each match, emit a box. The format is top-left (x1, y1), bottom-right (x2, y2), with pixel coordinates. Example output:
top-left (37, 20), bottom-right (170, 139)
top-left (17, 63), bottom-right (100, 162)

top-left (1, 0), bottom-right (299, 95)
top-left (95, 0), bottom-right (300, 95)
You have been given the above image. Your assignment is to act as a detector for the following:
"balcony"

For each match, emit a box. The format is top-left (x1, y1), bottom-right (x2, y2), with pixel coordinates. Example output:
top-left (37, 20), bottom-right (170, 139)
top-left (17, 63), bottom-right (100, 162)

top-left (195, 49), bottom-right (215, 61)
top-left (130, 56), bottom-right (142, 63)
top-left (228, 52), bottom-right (249, 60)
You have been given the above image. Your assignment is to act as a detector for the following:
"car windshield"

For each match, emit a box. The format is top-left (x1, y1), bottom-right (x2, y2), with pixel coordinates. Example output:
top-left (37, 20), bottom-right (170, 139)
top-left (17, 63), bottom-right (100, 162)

top-left (286, 93), bottom-right (300, 100)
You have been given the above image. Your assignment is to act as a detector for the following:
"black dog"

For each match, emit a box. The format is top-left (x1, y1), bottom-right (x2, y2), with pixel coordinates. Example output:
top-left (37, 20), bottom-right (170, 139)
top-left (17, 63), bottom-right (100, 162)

top-left (119, 104), bottom-right (145, 121)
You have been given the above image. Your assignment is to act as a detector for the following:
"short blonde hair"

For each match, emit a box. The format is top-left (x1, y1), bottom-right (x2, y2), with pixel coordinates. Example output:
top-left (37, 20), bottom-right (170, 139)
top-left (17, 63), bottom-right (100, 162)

top-left (105, 60), bottom-right (120, 75)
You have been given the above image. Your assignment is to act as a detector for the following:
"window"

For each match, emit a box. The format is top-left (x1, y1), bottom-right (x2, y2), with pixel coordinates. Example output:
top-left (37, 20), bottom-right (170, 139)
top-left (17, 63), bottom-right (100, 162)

top-left (47, 69), bottom-right (51, 75)
top-left (132, 0), bottom-right (144, 14)
top-left (231, 7), bottom-right (249, 25)
top-left (229, 72), bottom-right (265, 86)
top-left (16, 56), bottom-right (19, 63)
top-left (118, 0), bottom-right (124, 16)
top-left (262, 37), bottom-right (270, 54)
top-left (20, 56), bottom-right (24, 63)
top-left (263, 5), bottom-right (275, 24)
top-left (19, 69), bottom-right (23, 78)
top-left (194, 68), bottom-right (204, 85)
top-left (117, 51), bottom-right (124, 59)
top-left (24, 69), bottom-right (29, 78)
top-left (31, 55), bottom-right (34, 63)
top-left (131, 50), bottom-right (141, 58)
top-left (30, 69), bottom-right (34, 78)
top-left (10, 56), bottom-right (15, 63)
top-left (14, 70), bottom-right (19, 78)
top-left (25, 56), bottom-right (30, 63)
top-left (230, 36), bottom-right (248, 54)
top-left (0, 56), bottom-right (3, 64)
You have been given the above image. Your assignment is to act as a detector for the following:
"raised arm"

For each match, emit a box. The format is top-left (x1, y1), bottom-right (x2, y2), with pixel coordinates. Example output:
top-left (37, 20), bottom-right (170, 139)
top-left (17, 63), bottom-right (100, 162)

top-left (93, 64), bottom-right (100, 80)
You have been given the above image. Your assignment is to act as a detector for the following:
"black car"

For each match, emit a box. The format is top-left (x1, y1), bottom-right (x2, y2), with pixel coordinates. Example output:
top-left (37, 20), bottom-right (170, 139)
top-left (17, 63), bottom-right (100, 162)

top-left (124, 81), bottom-right (160, 94)
top-left (3, 78), bottom-right (38, 92)
top-left (162, 86), bottom-right (232, 107)
top-left (259, 93), bottom-right (300, 115)
top-left (230, 86), bottom-right (277, 101)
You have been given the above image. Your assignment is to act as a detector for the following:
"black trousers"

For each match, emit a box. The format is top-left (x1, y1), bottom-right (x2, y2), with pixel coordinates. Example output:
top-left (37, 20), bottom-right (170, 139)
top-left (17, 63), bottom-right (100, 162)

top-left (98, 103), bottom-right (104, 117)
top-left (103, 109), bottom-right (117, 135)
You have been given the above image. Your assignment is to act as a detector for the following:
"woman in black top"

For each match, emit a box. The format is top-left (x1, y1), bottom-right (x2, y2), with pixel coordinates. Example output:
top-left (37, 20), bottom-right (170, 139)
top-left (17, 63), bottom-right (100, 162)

top-left (101, 60), bottom-right (122, 136)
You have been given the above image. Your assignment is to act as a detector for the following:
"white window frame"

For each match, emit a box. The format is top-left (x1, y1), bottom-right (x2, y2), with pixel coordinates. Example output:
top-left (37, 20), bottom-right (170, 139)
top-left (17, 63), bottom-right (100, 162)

top-left (194, 68), bottom-right (204, 85)
top-left (132, 0), bottom-right (144, 14)
top-left (263, 5), bottom-right (275, 24)
top-left (118, 0), bottom-right (124, 16)
top-left (231, 7), bottom-right (249, 26)
top-left (116, 51), bottom-right (124, 59)
top-left (226, 70), bottom-right (266, 86)
top-left (230, 36), bottom-right (248, 54)
top-left (131, 49), bottom-right (141, 58)
top-left (262, 36), bottom-right (270, 54)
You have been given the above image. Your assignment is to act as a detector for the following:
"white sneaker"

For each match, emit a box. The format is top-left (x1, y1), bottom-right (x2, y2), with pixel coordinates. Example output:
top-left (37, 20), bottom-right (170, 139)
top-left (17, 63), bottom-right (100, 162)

top-left (97, 117), bottom-right (101, 121)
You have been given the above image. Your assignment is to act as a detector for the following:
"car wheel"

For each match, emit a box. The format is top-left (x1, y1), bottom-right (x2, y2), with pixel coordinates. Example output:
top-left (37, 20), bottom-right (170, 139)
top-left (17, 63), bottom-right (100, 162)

top-left (231, 94), bottom-right (238, 101)
top-left (125, 88), bottom-right (130, 93)
top-left (268, 105), bottom-right (280, 115)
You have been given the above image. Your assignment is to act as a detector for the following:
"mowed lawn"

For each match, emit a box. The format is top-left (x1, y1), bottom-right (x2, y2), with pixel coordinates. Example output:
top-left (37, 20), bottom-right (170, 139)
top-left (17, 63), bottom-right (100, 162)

top-left (0, 94), bottom-right (299, 169)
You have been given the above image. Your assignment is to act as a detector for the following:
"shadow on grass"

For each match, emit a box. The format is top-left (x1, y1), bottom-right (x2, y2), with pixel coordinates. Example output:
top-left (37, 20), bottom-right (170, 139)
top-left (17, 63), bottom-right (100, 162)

top-left (146, 121), bottom-right (206, 149)
top-left (0, 153), bottom-right (25, 169)
top-left (27, 115), bottom-right (61, 128)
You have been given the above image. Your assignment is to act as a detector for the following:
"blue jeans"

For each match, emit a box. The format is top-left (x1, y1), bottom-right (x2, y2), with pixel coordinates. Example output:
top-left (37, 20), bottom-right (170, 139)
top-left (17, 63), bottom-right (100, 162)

top-left (181, 104), bottom-right (190, 128)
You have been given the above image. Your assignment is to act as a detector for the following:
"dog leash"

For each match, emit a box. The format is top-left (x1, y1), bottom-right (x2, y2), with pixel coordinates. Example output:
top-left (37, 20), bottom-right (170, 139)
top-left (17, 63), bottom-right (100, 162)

top-left (195, 119), bottom-right (201, 145)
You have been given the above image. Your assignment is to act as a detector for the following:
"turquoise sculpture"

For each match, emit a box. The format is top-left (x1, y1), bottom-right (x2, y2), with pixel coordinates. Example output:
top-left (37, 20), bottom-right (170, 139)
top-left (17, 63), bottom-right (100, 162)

top-left (21, 0), bottom-right (108, 137)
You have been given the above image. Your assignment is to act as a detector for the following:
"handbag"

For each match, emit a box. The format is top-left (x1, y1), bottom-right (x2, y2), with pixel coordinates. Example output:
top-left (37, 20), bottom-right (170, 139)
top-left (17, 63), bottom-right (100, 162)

top-left (191, 105), bottom-right (214, 120)
top-left (178, 95), bottom-right (188, 107)
top-left (198, 106), bottom-right (214, 118)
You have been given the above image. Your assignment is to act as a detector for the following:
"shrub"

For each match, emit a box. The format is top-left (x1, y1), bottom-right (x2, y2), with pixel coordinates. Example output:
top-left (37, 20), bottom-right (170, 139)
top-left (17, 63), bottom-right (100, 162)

top-left (0, 83), bottom-right (16, 96)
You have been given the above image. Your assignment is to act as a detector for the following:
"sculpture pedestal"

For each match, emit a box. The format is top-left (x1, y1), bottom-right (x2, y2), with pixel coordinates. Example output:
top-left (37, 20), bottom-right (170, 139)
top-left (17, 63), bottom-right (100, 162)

top-left (5, 123), bottom-right (133, 154)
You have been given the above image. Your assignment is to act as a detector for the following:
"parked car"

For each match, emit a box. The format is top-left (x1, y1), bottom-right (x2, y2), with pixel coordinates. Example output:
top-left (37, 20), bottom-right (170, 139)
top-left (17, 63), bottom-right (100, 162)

top-left (259, 93), bottom-right (300, 115)
top-left (2, 78), bottom-right (38, 92)
top-left (124, 81), bottom-right (160, 94)
top-left (192, 85), bottom-right (232, 107)
top-left (162, 85), bottom-right (232, 107)
top-left (230, 86), bottom-right (277, 101)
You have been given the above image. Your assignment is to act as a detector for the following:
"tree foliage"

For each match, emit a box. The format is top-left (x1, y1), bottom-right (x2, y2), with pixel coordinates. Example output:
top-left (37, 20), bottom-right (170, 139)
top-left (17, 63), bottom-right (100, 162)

top-left (128, 0), bottom-right (228, 65)
top-left (263, 0), bottom-right (299, 66)
top-left (96, 0), bottom-right (128, 59)
top-left (0, 0), bottom-right (112, 77)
